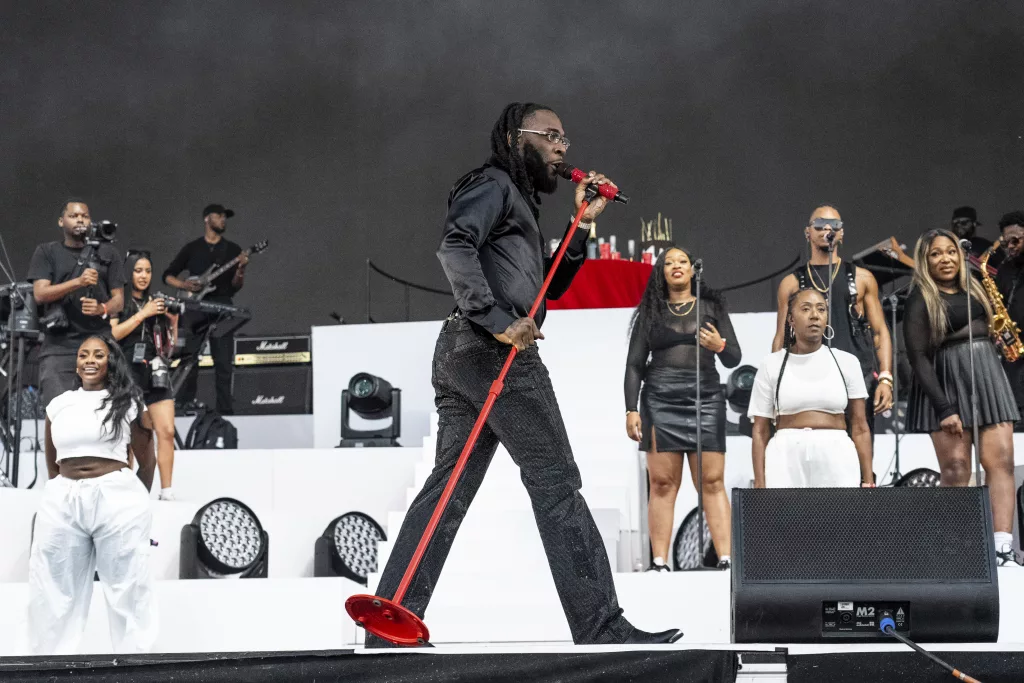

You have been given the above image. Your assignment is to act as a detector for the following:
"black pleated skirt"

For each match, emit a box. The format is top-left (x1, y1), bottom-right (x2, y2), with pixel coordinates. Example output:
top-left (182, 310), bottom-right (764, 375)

top-left (907, 339), bottom-right (1019, 433)
top-left (639, 366), bottom-right (727, 453)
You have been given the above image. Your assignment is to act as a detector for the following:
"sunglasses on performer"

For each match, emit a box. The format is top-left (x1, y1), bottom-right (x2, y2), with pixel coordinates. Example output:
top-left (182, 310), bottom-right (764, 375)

top-left (952, 218), bottom-right (975, 227)
top-left (517, 128), bottom-right (571, 149)
top-left (810, 218), bottom-right (843, 231)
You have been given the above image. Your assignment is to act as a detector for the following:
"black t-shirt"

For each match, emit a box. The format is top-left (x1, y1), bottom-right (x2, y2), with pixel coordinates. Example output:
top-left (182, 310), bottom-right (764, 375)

top-left (27, 240), bottom-right (126, 355)
top-left (118, 294), bottom-right (172, 359)
top-left (163, 237), bottom-right (242, 303)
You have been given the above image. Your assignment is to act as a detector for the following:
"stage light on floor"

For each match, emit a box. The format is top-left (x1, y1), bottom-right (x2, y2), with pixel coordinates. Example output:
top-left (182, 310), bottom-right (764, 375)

top-left (672, 506), bottom-right (717, 570)
top-left (313, 511), bottom-right (387, 585)
top-left (726, 365), bottom-right (758, 437)
top-left (896, 468), bottom-right (941, 487)
top-left (180, 498), bottom-right (269, 579)
top-left (338, 372), bottom-right (402, 447)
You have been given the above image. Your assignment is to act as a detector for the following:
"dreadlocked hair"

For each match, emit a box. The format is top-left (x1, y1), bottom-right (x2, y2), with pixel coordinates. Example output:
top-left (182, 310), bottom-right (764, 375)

top-left (775, 288), bottom-right (846, 420)
top-left (489, 102), bottom-right (554, 220)
top-left (628, 246), bottom-right (724, 343)
top-left (79, 334), bottom-right (144, 444)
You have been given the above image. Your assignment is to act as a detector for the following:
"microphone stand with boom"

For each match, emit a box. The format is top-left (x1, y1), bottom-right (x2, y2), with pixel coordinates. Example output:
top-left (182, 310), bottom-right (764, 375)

top-left (344, 164), bottom-right (628, 645)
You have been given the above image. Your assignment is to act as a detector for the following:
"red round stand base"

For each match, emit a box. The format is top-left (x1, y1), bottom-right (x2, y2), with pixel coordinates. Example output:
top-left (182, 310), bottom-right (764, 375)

top-left (346, 594), bottom-right (431, 646)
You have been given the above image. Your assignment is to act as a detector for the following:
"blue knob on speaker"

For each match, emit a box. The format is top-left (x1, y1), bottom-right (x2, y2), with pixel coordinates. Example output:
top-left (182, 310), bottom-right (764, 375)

top-left (879, 617), bottom-right (895, 633)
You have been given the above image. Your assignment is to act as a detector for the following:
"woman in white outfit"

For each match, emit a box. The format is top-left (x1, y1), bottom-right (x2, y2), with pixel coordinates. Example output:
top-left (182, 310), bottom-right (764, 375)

top-left (28, 334), bottom-right (158, 654)
top-left (748, 288), bottom-right (874, 487)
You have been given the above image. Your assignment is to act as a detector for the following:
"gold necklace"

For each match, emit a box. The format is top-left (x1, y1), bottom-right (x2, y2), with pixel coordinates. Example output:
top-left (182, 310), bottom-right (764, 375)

top-left (667, 299), bottom-right (696, 317)
top-left (807, 258), bottom-right (842, 293)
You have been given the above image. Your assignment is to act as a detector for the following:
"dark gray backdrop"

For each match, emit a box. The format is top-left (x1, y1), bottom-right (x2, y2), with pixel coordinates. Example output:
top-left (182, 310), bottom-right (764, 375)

top-left (3, 1), bottom-right (1023, 333)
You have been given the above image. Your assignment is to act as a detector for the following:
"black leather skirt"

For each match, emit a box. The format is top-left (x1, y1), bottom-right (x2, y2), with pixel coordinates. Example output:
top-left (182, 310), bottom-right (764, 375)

top-left (907, 339), bottom-right (1019, 433)
top-left (639, 366), bottom-right (727, 453)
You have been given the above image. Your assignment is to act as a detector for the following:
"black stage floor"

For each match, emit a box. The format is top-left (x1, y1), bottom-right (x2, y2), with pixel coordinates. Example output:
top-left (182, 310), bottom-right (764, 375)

top-left (0, 647), bottom-right (1020, 682)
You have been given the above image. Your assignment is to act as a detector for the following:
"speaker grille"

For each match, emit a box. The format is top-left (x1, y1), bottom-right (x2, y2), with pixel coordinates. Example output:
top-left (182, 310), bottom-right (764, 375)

top-left (738, 488), bottom-right (991, 582)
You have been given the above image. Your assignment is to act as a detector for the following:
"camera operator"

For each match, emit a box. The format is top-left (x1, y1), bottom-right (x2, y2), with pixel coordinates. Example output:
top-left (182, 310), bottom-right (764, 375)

top-left (110, 250), bottom-right (179, 501)
top-left (28, 199), bottom-right (125, 407)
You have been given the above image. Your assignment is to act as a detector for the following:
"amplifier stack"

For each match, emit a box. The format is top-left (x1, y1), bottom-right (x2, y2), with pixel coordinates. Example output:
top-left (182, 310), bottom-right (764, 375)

top-left (230, 334), bottom-right (312, 415)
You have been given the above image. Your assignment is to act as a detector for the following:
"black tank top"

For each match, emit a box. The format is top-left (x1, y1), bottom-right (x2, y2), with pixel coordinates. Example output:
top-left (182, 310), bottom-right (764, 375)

top-left (793, 261), bottom-right (876, 374)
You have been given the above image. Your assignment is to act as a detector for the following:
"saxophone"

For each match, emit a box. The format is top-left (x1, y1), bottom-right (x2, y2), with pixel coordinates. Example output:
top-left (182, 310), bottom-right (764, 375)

top-left (980, 238), bottom-right (1024, 362)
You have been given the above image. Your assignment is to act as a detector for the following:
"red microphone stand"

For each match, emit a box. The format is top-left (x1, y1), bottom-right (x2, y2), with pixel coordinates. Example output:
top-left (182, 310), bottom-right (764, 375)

top-left (345, 187), bottom-right (599, 645)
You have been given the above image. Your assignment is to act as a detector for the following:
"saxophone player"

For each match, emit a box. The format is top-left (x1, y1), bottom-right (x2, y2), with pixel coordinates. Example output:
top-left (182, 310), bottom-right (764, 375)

top-left (903, 229), bottom-right (1019, 567)
top-left (994, 211), bottom-right (1024, 423)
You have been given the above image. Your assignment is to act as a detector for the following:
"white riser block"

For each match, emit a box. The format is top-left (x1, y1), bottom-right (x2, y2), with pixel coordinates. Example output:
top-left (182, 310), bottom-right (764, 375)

top-left (376, 512), bottom-right (619, 577)
top-left (357, 572), bottom-right (730, 645)
top-left (403, 484), bottom-right (630, 525)
top-left (411, 460), bottom-right (633, 493)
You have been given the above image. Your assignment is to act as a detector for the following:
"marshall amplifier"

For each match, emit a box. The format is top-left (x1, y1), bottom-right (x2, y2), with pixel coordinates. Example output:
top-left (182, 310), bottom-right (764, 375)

top-left (231, 365), bottom-right (312, 415)
top-left (234, 335), bottom-right (311, 366)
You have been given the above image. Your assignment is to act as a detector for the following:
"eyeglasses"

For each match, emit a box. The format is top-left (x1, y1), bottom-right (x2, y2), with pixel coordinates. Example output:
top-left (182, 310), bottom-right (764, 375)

top-left (952, 218), bottom-right (975, 227)
top-left (810, 218), bottom-right (843, 231)
top-left (1005, 235), bottom-right (1024, 247)
top-left (517, 129), bottom-right (571, 149)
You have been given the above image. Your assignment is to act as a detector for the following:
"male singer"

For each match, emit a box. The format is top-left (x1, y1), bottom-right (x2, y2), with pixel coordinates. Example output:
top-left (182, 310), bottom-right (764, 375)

top-left (28, 199), bottom-right (125, 406)
top-left (368, 103), bottom-right (681, 646)
top-left (772, 205), bottom-right (894, 432)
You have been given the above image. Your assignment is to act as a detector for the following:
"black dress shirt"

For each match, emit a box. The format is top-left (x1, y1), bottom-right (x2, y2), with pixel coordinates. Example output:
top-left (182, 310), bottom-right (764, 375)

top-left (437, 158), bottom-right (589, 334)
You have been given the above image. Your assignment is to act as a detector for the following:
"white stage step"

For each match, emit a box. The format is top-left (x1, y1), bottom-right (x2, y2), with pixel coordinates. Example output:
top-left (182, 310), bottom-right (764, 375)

top-left (0, 577), bottom-right (364, 656)
top-left (379, 507), bottom-right (620, 575)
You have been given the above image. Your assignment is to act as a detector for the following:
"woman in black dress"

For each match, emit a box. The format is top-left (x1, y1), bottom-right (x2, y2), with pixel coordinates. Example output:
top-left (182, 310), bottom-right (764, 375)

top-left (625, 247), bottom-right (741, 570)
top-left (904, 229), bottom-right (1018, 566)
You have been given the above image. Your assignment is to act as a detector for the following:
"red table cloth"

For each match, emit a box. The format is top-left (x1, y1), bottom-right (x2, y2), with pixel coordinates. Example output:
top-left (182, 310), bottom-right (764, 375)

top-left (547, 259), bottom-right (654, 310)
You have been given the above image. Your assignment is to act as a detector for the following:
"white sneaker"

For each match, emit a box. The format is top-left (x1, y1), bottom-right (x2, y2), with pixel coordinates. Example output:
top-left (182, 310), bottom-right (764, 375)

top-left (159, 491), bottom-right (176, 501)
top-left (996, 544), bottom-right (1021, 568)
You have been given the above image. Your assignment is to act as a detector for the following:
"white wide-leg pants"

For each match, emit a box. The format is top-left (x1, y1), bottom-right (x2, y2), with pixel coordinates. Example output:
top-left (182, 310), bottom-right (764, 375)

top-left (765, 428), bottom-right (862, 488)
top-left (28, 467), bottom-right (157, 655)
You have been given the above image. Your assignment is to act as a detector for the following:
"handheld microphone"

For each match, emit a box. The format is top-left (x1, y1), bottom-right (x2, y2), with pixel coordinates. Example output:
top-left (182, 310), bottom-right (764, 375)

top-left (555, 163), bottom-right (629, 204)
top-left (694, 258), bottom-right (704, 274)
top-left (959, 238), bottom-right (972, 251)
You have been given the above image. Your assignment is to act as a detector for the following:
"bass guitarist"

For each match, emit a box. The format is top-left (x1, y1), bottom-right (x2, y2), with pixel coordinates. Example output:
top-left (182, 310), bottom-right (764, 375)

top-left (163, 203), bottom-right (249, 415)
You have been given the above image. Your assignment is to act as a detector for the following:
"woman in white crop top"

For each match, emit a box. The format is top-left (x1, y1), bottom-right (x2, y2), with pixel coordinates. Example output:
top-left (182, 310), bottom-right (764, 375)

top-left (747, 288), bottom-right (874, 487)
top-left (28, 335), bottom-right (158, 655)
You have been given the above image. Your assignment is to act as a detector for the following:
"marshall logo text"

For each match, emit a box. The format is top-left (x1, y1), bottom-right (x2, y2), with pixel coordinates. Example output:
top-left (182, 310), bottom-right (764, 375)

top-left (252, 395), bottom-right (286, 405)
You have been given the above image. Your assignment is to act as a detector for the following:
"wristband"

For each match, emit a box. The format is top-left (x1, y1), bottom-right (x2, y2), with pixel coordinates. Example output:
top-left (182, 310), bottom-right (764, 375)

top-left (101, 302), bottom-right (109, 320)
top-left (716, 338), bottom-right (727, 353)
top-left (878, 376), bottom-right (893, 387)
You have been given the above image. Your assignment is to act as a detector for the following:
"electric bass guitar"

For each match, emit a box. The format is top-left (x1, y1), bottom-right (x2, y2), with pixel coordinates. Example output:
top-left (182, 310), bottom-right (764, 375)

top-left (176, 240), bottom-right (269, 301)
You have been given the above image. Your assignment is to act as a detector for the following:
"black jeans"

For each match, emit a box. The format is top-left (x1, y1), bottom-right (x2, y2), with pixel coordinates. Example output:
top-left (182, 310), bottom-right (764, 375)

top-left (367, 317), bottom-right (632, 646)
top-left (177, 315), bottom-right (234, 414)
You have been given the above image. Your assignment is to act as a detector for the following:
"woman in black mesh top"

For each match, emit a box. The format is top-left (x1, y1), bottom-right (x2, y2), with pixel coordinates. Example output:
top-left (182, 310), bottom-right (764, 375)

top-left (904, 229), bottom-right (1018, 567)
top-left (625, 247), bottom-right (741, 570)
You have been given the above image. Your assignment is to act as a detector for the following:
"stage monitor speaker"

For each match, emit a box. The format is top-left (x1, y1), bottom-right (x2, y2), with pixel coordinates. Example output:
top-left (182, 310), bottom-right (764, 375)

top-left (731, 487), bottom-right (998, 643)
top-left (231, 365), bottom-right (312, 415)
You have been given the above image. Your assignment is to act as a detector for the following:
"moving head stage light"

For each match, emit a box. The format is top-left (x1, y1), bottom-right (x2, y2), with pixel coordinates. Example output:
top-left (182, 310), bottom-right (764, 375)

top-left (314, 511), bottom-right (387, 585)
top-left (339, 373), bottom-right (401, 447)
top-left (726, 364), bottom-right (758, 437)
top-left (180, 498), bottom-right (268, 579)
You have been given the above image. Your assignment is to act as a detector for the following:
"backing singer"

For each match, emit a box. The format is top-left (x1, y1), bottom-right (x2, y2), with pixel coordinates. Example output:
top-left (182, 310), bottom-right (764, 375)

top-left (625, 246), bottom-right (741, 570)
top-left (903, 229), bottom-right (1018, 567)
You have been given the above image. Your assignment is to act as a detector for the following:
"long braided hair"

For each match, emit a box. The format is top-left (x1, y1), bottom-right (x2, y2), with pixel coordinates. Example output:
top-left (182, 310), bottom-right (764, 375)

top-left (489, 102), bottom-right (554, 220)
top-left (629, 246), bottom-right (723, 344)
top-left (79, 334), bottom-right (144, 443)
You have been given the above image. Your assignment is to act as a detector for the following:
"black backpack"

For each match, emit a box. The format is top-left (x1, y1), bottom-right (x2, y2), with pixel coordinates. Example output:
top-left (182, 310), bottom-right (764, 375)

top-left (184, 408), bottom-right (238, 450)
